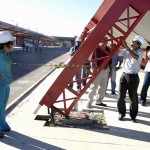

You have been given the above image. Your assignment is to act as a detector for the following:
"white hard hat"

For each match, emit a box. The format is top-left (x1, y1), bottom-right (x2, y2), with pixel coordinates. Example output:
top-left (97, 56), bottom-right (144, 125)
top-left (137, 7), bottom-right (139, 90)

top-left (75, 37), bottom-right (82, 42)
top-left (0, 31), bottom-right (15, 44)
top-left (133, 35), bottom-right (144, 45)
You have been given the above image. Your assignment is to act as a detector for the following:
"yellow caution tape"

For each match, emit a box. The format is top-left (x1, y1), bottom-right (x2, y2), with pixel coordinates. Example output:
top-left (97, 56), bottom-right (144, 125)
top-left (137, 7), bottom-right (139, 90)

top-left (12, 62), bottom-right (92, 69)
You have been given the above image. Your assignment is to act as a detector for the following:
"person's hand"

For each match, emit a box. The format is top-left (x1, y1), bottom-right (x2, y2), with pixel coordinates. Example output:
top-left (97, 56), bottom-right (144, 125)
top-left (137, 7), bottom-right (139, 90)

top-left (116, 66), bottom-right (122, 71)
top-left (122, 40), bottom-right (128, 48)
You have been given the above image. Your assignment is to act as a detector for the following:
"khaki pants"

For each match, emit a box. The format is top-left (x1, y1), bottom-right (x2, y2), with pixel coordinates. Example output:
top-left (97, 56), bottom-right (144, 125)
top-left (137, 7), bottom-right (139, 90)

top-left (87, 69), bottom-right (109, 105)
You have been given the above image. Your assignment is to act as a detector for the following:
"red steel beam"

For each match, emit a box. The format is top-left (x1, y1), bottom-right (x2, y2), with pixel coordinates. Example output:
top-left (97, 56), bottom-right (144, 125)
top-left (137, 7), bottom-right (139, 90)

top-left (39, 0), bottom-right (150, 117)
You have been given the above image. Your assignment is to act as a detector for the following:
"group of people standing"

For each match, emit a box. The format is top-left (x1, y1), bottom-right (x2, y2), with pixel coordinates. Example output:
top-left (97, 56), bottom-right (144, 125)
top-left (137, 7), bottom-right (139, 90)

top-left (69, 35), bottom-right (150, 123)
top-left (0, 31), bottom-right (149, 138)
top-left (22, 41), bottom-right (43, 54)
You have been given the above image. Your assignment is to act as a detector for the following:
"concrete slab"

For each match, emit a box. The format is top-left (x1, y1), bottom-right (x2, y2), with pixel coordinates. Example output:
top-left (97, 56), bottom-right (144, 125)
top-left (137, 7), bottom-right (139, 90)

top-left (0, 66), bottom-right (150, 150)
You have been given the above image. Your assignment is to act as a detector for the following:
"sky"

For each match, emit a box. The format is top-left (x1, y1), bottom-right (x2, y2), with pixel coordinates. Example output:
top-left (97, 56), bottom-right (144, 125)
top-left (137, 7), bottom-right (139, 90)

top-left (0, 0), bottom-right (103, 37)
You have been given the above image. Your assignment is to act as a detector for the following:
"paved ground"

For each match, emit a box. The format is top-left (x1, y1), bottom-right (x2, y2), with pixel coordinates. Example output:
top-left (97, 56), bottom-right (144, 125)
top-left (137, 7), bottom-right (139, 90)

top-left (0, 48), bottom-right (150, 150)
top-left (7, 47), bottom-right (70, 108)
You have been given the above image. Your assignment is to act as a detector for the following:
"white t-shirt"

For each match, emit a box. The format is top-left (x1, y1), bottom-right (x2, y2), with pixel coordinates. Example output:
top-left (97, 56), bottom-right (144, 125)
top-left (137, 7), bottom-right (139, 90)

top-left (119, 49), bottom-right (144, 74)
top-left (144, 51), bottom-right (150, 72)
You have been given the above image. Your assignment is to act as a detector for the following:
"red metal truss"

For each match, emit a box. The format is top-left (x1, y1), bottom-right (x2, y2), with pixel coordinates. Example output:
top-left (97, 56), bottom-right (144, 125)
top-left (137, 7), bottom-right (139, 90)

top-left (39, 0), bottom-right (150, 117)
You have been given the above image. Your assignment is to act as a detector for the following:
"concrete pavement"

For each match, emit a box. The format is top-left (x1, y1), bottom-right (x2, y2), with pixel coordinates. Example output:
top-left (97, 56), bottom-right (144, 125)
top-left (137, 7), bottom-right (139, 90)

top-left (0, 49), bottom-right (150, 149)
top-left (7, 47), bottom-right (70, 109)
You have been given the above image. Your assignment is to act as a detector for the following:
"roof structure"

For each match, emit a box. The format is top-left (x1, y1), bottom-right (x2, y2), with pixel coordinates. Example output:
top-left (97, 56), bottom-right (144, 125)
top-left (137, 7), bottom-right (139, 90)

top-left (0, 21), bottom-right (56, 42)
top-left (53, 36), bottom-right (76, 41)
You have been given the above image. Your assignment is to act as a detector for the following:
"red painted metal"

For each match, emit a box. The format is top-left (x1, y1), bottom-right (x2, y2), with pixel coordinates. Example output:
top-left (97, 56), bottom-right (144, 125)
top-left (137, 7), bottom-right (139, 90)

top-left (39, 0), bottom-right (150, 117)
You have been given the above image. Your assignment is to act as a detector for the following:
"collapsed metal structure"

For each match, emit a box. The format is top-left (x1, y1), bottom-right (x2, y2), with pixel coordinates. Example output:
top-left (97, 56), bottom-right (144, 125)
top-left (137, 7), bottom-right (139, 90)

top-left (38, 0), bottom-right (150, 118)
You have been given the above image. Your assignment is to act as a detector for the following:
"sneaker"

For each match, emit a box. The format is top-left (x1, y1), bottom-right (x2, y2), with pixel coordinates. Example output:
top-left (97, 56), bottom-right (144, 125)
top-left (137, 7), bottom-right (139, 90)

top-left (111, 92), bottom-right (116, 95)
top-left (96, 102), bottom-right (107, 107)
top-left (86, 103), bottom-right (92, 108)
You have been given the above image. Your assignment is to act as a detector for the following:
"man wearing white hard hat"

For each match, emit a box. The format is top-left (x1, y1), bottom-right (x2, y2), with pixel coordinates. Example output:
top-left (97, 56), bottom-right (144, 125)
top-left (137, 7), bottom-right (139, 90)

top-left (69, 37), bottom-right (82, 57)
top-left (69, 37), bottom-right (82, 90)
top-left (69, 36), bottom-right (91, 90)
top-left (0, 31), bottom-right (15, 138)
top-left (117, 35), bottom-right (144, 122)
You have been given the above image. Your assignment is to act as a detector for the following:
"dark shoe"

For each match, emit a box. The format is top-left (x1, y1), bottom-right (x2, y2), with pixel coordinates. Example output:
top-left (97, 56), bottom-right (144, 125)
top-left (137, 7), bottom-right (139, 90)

top-left (131, 118), bottom-right (136, 122)
top-left (118, 114), bottom-right (125, 121)
top-left (111, 92), bottom-right (116, 95)
top-left (86, 103), bottom-right (92, 108)
top-left (2, 128), bottom-right (11, 132)
top-left (0, 132), bottom-right (4, 138)
top-left (141, 102), bottom-right (146, 106)
top-left (96, 102), bottom-right (107, 107)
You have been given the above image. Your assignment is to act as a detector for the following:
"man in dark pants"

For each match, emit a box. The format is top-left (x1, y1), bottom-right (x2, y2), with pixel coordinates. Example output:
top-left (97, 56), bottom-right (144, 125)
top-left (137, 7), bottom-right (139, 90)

top-left (117, 35), bottom-right (144, 122)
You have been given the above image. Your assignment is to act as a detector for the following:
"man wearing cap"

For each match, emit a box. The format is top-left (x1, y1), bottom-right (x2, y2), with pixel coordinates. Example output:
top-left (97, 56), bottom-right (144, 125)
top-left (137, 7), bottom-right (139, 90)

top-left (117, 35), bottom-right (144, 122)
top-left (0, 31), bottom-right (15, 136)
top-left (69, 37), bottom-right (90, 90)
top-left (69, 37), bottom-right (82, 90)
top-left (86, 37), bottom-right (112, 108)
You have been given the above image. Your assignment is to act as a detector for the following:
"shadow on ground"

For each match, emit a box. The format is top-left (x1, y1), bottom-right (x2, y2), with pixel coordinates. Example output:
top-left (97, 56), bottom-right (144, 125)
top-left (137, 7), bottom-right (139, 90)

top-left (2, 130), bottom-right (65, 150)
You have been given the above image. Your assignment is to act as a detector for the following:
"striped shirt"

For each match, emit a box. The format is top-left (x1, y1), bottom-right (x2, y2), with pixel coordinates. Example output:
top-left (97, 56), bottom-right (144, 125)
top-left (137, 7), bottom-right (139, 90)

top-left (119, 49), bottom-right (143, 74)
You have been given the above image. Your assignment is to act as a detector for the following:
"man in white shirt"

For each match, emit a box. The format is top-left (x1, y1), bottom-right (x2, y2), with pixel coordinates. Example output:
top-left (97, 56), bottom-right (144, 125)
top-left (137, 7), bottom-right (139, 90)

top-left (117, 35), bottom-right (144, 122)
top-left (140, 46), bottom-right (150, 106)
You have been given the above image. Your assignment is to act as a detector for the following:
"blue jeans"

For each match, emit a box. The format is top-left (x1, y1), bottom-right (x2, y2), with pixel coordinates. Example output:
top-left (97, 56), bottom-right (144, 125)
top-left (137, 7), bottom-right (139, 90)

top-left (0, 84), bottom-right (11, 131)
top-left (140, 72), bottom-right (150, 103)
top-left (69, 62), bottom-right (90, 89)
top-left (82, 62), bottom-right (91, 86)
top-left (111, 67), bottom-right (116, 93)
